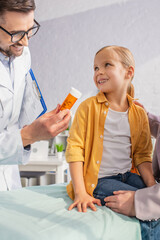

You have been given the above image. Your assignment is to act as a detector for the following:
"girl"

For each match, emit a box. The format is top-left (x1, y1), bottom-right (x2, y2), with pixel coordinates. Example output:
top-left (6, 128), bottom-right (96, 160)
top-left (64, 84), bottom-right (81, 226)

top-left (65, 46), bottom-right (156, 212)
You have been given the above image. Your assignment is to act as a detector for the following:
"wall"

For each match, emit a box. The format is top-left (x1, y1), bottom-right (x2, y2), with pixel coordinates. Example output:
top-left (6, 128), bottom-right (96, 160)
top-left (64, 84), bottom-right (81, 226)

top-left (29, 0), bottom-right (160, 115)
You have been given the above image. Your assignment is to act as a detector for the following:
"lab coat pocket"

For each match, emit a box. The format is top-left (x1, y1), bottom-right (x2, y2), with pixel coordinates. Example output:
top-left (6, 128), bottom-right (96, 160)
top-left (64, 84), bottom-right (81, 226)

top-left (0, 87), bottom-right (13, 131)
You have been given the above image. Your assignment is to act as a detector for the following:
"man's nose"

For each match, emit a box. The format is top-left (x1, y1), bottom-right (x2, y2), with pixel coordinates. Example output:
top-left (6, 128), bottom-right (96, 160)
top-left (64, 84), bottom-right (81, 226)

top-left (19, 34), bottom-right (29, 46)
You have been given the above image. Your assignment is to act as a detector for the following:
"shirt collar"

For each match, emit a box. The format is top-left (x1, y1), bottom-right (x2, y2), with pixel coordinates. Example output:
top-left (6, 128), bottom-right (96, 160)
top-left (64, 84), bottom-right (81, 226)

top-left (126, 94), bottom-right (134, 107)
top-left (0, 51), bottom-right (14, 64)
top-left (96, 91), bottom-right (108, 103)
top-left (96, 91), bottom-right (134, 107)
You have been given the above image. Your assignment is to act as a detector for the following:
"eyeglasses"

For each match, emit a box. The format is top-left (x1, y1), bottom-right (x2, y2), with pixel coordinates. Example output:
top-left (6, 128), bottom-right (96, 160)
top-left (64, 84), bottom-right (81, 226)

top-left (0, 19), bottom-right (40, 43)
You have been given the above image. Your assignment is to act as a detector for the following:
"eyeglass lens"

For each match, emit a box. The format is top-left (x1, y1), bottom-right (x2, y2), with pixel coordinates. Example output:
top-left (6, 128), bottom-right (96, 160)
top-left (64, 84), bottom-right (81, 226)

top-left (12, 27), bottom-right (39, 43)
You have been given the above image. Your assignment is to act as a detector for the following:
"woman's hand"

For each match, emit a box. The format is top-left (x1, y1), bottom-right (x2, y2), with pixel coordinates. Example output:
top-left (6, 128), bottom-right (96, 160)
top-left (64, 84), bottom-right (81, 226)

top-left (68, 192), bottom-right (101, 212)
top-left (104, 190), bottom-right (136, 217)
top-left (133, 100), bottom-right (144, 109)
top-left (134, 100), bottom-right (149, 113)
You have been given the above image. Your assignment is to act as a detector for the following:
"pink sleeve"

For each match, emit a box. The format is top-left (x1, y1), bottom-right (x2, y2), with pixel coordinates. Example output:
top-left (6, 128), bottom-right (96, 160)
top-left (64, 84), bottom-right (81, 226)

top-left (135, 184), bottom-right (160, 221)
top-left (148, 113), bottom-right (160, 138)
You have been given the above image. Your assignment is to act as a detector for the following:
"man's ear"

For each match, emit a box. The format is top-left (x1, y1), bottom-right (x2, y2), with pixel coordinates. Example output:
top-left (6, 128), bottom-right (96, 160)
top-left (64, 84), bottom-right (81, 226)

top-left (126, 66), bottom-right (134, 80)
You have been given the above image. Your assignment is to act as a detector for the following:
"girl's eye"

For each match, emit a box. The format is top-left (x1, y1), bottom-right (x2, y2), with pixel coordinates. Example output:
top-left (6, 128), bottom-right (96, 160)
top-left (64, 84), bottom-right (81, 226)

top-left (94, 66), bottom-right (99, 71)
top-left (105, 63), bottom-right (111, 67)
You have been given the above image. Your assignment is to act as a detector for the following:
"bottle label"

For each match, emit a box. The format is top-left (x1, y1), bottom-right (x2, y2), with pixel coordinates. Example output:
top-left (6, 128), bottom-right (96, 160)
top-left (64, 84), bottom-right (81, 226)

top-left (60, 93), bottom-right (77, 110)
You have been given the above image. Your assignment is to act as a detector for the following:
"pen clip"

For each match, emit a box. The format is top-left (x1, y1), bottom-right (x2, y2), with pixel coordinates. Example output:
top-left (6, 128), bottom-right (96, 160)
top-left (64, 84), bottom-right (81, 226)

top-left (32, 80), bottom-right (41, 99)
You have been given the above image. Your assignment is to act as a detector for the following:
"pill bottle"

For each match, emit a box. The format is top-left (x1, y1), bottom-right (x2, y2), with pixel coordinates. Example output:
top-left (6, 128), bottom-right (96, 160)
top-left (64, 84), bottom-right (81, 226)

top-left (60, 87), bottom-right (82, 110)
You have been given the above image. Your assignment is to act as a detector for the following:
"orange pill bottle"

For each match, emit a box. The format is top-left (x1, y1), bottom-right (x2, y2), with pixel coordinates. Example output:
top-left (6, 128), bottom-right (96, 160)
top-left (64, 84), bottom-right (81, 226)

top-left (60, 87), bottom-right (82, 110)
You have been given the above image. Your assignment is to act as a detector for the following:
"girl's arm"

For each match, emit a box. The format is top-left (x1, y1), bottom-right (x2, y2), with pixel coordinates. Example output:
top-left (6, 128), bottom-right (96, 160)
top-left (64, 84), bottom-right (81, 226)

top-left (133, 107), bottom-right (155, 185)
top-left (68, 162), bottom-right (101, 212)
top-left (137, 162), bottom-right (156, 187)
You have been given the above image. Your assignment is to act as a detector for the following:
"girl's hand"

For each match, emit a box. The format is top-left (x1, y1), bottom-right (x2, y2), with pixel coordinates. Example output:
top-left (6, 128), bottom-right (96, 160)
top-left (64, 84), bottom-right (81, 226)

top-left (68, 192), bottom-right (101, 212)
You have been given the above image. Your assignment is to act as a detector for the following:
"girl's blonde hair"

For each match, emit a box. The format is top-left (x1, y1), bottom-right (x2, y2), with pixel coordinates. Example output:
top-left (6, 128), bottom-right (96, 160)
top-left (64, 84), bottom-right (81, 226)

top-left (96, 45), bottom-right (135, 97)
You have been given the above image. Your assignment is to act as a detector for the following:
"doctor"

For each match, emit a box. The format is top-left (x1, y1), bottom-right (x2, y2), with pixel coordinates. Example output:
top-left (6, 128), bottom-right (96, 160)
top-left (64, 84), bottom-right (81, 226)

top-left (0, 0), bottom-right (71, 191)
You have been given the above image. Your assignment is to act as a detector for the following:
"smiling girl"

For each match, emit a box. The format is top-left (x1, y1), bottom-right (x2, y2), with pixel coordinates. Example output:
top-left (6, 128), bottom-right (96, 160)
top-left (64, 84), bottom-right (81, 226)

top-left (65, 45), bottom-right (156, 212)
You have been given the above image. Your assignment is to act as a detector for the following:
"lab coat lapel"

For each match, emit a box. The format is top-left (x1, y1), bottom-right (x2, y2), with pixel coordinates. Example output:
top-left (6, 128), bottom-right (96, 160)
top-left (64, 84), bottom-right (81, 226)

top-left (9, 55), bottom-right (26, 125)
top-left (0, 61), bottom-right (13, 92)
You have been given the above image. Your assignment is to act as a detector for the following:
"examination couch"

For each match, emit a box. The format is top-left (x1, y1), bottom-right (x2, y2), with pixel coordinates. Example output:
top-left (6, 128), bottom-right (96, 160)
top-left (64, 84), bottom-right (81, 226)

top-left (0, 184), bottom-right (141, 240)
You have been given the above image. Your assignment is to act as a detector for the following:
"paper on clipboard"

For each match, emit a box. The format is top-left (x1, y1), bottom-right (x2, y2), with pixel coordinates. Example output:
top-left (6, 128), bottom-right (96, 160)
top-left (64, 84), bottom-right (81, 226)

top-left (19, 69), bottom-right (47, 128)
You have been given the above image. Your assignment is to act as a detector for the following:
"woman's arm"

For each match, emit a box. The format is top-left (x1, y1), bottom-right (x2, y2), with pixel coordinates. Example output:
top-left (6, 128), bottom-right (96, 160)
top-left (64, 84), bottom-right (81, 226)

top-left (134, 101), bottom-right (160, 138)
top-left (135, 184), bottom-right (160, 220)
top-left (68, 162), bottom-right (101, 212)
top-left (148, 112), bottom-right (160, 138)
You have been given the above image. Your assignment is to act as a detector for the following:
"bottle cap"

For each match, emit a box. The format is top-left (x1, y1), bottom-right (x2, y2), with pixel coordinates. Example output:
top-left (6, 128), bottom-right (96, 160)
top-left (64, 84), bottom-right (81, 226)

top-left (70, 87), bottom-right (82, 99)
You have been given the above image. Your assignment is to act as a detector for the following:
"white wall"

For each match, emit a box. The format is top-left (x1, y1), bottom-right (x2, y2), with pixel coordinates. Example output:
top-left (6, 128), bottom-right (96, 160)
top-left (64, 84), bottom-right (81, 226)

top-left (29, 0), bottom-right (160, 115)
top-left (34, 0), bottom-right (133, 21)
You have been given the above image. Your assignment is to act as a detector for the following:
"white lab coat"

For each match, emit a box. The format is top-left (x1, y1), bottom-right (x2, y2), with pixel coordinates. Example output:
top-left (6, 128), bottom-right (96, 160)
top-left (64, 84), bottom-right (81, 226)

top-left (0, 47), bottom-right (33, 191)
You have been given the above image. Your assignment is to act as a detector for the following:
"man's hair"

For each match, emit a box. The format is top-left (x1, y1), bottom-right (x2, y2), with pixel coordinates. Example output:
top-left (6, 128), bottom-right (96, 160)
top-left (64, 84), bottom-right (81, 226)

top-left (0, 0), bottom-right (36, 15)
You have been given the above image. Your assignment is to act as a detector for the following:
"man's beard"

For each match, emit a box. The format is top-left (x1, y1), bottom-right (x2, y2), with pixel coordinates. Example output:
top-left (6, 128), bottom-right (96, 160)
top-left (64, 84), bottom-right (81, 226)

top-left (0, 46), bottom-right (13, 57)
top-left (0, 43), bottom-right (24, 57)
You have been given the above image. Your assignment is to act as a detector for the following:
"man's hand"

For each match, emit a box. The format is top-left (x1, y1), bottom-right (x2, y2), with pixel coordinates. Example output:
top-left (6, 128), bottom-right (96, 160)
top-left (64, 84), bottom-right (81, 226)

top-left (68, 192), bottom-right (101, 212)
top-left (21, 104), bottom-right (71, 146)
top-left (104, 190), bottom-right (136, 217)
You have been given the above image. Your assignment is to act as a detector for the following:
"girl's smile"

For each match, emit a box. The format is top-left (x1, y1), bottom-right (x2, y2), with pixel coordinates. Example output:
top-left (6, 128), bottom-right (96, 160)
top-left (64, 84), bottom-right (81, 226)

top-left (97, 78), bottom-right (109, 85)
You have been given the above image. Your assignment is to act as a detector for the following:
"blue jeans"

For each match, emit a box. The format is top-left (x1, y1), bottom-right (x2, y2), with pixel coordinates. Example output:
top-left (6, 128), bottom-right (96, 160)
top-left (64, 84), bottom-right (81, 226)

top-left (93, 172), bottom-right (146, 205)
top-left (140, 219), bottom-right (160, 240)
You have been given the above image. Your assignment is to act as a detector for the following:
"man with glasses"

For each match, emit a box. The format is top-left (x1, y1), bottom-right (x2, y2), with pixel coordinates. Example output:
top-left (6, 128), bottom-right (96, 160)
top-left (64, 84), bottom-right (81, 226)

top-left (0, 19), bottom-right (40, 52)
top-left (0, 0), bottom-right (70, 191)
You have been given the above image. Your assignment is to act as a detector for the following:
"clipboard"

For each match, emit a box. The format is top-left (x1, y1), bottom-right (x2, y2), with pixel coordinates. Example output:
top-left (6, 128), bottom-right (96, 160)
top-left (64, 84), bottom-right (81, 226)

top-left (19, 68), bottom-right (47, 128)
top-left (29, 68), bottom-right (47, 118)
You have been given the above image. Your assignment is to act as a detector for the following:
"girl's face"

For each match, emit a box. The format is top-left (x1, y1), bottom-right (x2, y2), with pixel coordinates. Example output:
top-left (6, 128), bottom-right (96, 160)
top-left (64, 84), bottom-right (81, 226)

top-left (93, 48), bottom-right (128, 95)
